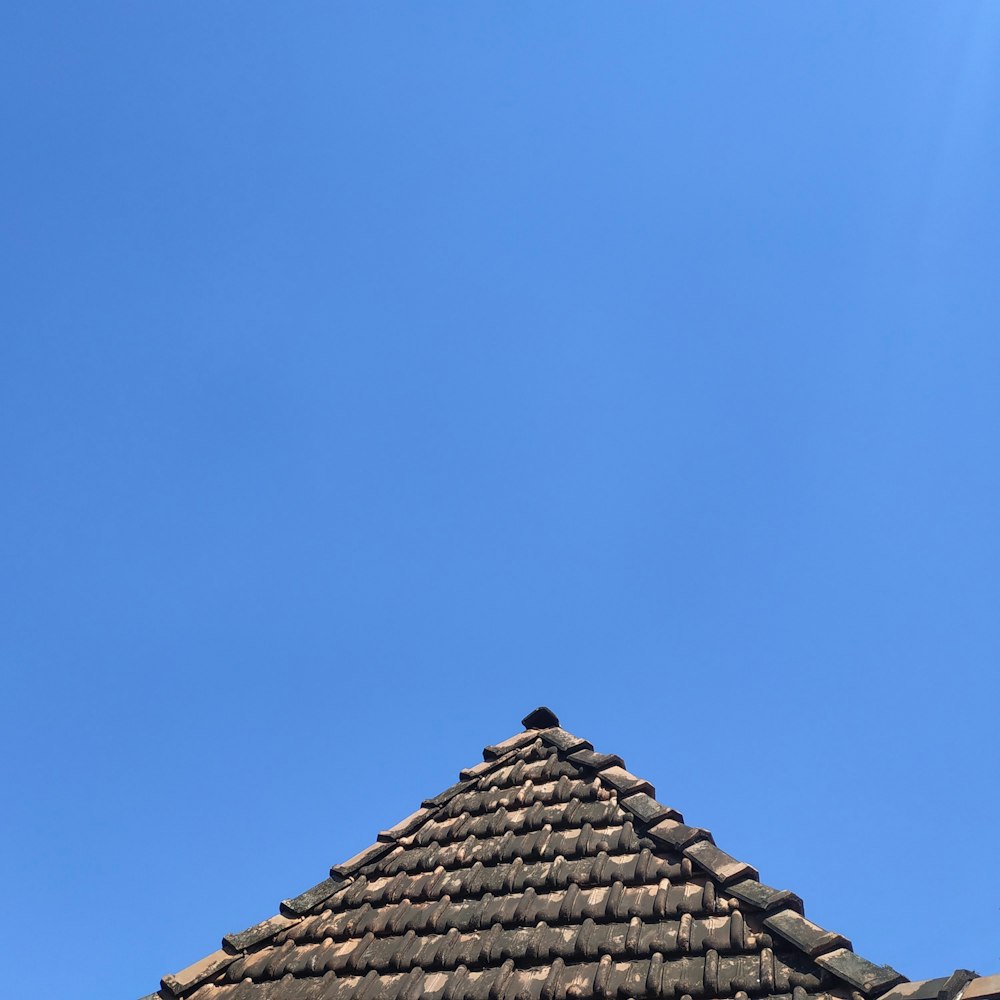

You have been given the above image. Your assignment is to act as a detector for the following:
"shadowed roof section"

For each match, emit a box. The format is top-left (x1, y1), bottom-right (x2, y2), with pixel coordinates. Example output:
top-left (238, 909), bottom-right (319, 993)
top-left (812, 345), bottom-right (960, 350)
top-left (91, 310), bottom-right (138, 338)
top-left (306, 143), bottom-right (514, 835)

top-left (142, 710), bottom-right (995, 1000)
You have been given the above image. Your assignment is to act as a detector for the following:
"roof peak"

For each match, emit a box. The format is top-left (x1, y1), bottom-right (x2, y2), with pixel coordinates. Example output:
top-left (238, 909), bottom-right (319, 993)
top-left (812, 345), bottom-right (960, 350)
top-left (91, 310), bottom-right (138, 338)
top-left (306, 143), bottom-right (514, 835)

top-left (520, 705), bottom-right (559, 729)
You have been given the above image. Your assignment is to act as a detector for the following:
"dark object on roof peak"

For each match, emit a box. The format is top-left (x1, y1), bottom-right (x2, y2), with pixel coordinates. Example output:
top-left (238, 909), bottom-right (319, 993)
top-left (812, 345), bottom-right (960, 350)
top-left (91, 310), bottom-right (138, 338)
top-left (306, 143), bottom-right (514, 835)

top-left (521, 705), bottom-right (559, 729)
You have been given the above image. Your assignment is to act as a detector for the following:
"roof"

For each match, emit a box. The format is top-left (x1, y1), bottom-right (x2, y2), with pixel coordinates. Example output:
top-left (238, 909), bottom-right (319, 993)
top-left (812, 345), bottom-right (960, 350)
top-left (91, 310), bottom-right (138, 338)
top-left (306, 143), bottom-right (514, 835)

top-left (144, 707), bottom-right (999, 1000)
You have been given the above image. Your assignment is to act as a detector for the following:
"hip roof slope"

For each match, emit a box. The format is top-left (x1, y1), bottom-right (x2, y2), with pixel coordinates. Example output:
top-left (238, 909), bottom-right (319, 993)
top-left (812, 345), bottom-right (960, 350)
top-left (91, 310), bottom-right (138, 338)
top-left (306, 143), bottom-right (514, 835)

top-left (144, 708), bottom-right (988, 1000)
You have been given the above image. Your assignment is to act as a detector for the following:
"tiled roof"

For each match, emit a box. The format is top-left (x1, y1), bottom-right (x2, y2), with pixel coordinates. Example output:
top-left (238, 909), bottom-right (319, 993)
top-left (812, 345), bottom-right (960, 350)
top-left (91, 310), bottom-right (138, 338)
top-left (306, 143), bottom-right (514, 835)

top-left (143, 708), bottom-right (997, 1000)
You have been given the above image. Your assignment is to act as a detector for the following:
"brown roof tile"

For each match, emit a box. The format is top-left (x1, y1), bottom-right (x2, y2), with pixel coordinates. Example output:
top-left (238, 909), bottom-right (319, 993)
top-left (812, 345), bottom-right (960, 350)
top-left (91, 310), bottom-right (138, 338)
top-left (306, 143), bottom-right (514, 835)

top-left (146, 707), bottom-right (947, 1000)
top-left (815, 948), bottom-right (906, 995)
top-left (646, 817), bottom-right (714, 850)
top-left (538, 726), bottom-right (593, 755)
top-left (224, 914), bottom-right (300, 952)
top-left (282, 876), bottom-right (348, 917)
top-left (727, 877), bottom-right (803, 914)
top-left (617, 791), bottom-right (683, 826)
top-left (965, 973), bottom-right (1000, 1000)
top-left (684, 840), bottom-right (759, 885)
top-left (161, 948), bottom-right (236, 996)
top-left (764, 909), bottom-right (851, 958)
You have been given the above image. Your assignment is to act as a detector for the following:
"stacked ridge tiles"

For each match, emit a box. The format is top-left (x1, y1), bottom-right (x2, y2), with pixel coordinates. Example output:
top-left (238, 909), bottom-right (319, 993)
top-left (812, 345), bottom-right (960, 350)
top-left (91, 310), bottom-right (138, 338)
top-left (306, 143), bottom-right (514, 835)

top-left (144, 708), bottom-right (999, 1000)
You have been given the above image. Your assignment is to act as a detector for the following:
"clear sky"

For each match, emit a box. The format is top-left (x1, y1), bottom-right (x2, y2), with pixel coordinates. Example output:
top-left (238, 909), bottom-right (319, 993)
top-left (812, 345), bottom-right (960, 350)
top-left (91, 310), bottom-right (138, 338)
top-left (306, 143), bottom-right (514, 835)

top-left (2, 5), bottom-right (1000, 998)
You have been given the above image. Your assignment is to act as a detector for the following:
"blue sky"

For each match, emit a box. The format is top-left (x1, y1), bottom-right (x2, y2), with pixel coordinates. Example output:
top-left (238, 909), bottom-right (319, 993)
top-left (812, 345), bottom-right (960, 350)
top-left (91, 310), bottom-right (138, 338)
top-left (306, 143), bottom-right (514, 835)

top-left (2, 5), bottom-right (1000, 998)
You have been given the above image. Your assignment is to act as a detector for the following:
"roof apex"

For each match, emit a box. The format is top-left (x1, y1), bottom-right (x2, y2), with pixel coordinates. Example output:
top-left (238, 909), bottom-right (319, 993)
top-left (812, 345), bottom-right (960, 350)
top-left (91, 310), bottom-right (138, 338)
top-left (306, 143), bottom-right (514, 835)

top-left (520, 705), bottom-right (559, 728)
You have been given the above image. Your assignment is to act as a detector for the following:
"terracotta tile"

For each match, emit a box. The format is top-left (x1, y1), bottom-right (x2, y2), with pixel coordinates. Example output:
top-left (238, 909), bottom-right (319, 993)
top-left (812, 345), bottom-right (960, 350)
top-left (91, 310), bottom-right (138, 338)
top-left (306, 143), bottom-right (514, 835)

top-left (377, 807), bottom-right (433, 842)
top-left (765, 909), bottom-right (850, 957)
top-left (567, 748), bottom-right (625, 771)
top-left (482, 730), bottom-right (537, 760)
top-left (618, 791), bottom-right (682, 825)
top-left (937, 970), bottom-right (979, 1000)
top-left (224, 913), bottom-right (299, 951)
top-left (162, 949), bottom-right (236, 996)
top-left (878, 978), bottom-right (949, 1000)
top-left (598, 765), bottom-right (655, 797)
top-left (539, 727), bottom-right (593, 754)
top-left (727, 877), bottom-right (803, 914)
top-left (684, 840), bottom-right (758, 885)
top-left (815, 948), bottom-right (906, 994)
top-left (330, 841), bottom-right (395, 877)
top-left (457, 759), bottom-right (493, 781)
top-left (647, 818), bottom-right (714, 850)
top-left (966, 975), bottom-right (1000, 1000)
top-left (282, 876), bottom-right (347, 916)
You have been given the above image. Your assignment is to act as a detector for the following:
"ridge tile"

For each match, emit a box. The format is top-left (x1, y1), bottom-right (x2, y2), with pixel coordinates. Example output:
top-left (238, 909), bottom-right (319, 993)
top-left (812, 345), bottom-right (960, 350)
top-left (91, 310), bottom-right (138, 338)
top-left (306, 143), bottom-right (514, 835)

top-left (816, 948), bottom-right (906, 995)
top-left (421, 780), bottom-right (470, 808)
top-left (727, 878), bottom-right (803, 914)
top-left (161, 949), bottom-right (235, 997)
top-left (879, 979), bottom-right (950, 1000)
top-left (684, 840), bottom-right (759, 885)
top-left (647, 818), bottom-right (714, 850)
top-left (522, 707), bottom-right (560, 729)
top-left (483, 731), bottom-right (538, 760)
top-left (539, 727), bottom-right (593, 754)
top-left (599, 765), bottom-right (655, 797)
top-left (965, 975), bottom-right (1000, 1000)
top-left (567, 749), bottom-right (624, 771)
top-left (378, 807), bottom-right (433, 842)
top-left (223, 913), bottom-right (298, 951)
top-left (618, 791), bottom-right (682, 825)
top-left (331, 841), bottom-right (395, 877)
top-left (937, 971), bottom-right (978, 1000)
top-left (765, 909), bottom-right (851, 957)
top-left (282, 875), bottom-right (347, 915)
top-left (458, 760), bottom-right (494, 780)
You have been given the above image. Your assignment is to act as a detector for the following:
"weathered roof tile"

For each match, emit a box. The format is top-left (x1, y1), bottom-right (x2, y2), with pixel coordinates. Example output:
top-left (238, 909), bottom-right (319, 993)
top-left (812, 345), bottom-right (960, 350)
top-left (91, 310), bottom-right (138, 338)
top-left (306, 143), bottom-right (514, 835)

top-left (330, 841), bottom-right (395, 876)
top-left (965, 974), bottom-right (1000, 1000)
top-left (223, 913), bottom-right (299, 951)
top-left (937, 971), bottom-right (979, 1000)
top-left (521, 706), bottom-right (560, 729)
top-left (618, 791), bottom-right (682, 825)
top-left (282, 876), bottom-right (347, 916)
top-left (727, 877), bottom-right (803, 914)
top-left (538, 727), bottom-right (592, 754)
top-left (482, 730), bottom-right (537, 760)
top-left (421, 780), bottom-right (470, 808)
top-left (880, 978), bottom-right (952, 1000)
top-left (765, 908), bottom-right (851, 956)
top-left (684, 840), bottom-right (759, 885)
top-left (377, 807), bottom-right (433, 842)
top-left (567, 748), bottom-right (624, 771)
top-left (816, 948), bottom-right (906, 995)
top-left (598, 764), bottom-right (655, 797)
top-left (879, 978), bottom-right (952, 1000)
top-left (161, 949), bottom-right (235, 997)
top-left (647, 818), bottom-right (714, 850)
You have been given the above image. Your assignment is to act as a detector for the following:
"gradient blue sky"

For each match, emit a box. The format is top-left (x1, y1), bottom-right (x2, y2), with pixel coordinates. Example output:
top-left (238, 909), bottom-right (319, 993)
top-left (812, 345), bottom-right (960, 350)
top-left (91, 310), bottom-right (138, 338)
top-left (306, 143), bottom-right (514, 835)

top-left (3, 5), bottom-right (1000, 999)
